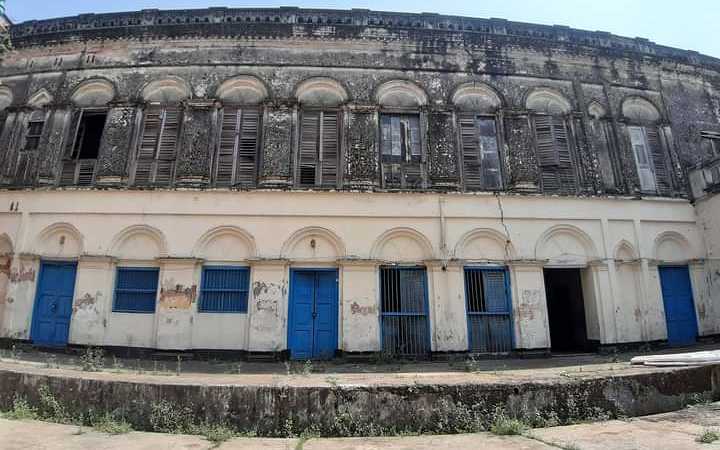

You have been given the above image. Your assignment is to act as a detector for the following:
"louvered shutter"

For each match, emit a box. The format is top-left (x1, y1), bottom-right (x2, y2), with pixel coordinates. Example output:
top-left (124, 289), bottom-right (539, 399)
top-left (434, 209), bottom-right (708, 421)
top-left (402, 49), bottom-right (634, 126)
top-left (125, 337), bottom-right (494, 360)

top-left (77, 159), bottom-right (96, 186)
top-left (459, 114), bottom-right (482, 189)
top-left (380, 115), bottom-right (393, 157)
top-left (237, 108), bottom-right (259, 185)
top-left (553, 118), bottom-right (571, 166)
top-left (155, 107), bottom-right (180, 186)
top-left (215, 106), bottom-right (240, 186)
top-left (534, 115), bottom-right (559, 166)
top-left (320, 111), bottom-right (339, 186)
top-left (64, 110), bottom-right (83, 159)
top-left (406, 116), bottom-right (422, 159)
top-left (299, 111), bottom-right (319, 186)
top-left (646, 126), bottom-right (671, 195)
top-left (478, 118), bottom-right (501, 190)
top-left (135, 106), bottom-right (162, 185)
top-left (59, 161), bottom-right (77, 186)
top-left (628, 126), bottom-right (657, 192)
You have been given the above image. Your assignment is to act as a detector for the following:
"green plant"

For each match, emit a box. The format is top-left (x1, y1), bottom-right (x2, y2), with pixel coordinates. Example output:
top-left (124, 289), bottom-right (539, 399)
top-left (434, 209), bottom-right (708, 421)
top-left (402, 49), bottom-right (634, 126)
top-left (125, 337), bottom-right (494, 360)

top-left (490, 415), bottom-right (526, 436)
top-left (38, 385), bottom-right (73, 424)
top-left (149, 399), bottom-right (195, 433)
top-left (3, 395), bottom-right (38, 420)
top-left (198, 423), bottom-right (236, 446)
top-left (93, 412), bottom-right (132, 435)
top-left (79, 347), bottom-right (104, 372)
top-left (697, 429), bottom-right (720, 444)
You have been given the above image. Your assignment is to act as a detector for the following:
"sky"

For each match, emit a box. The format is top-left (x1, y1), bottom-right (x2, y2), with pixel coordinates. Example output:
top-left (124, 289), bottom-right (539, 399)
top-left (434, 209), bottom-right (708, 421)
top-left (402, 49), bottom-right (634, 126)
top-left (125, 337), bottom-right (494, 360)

top-left (6, 0), bottom-right (720, 58)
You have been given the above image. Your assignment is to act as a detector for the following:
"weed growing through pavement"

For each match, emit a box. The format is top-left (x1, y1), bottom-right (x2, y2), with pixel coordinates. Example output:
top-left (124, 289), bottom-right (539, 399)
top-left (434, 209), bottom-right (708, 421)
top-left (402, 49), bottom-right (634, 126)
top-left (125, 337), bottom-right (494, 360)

top-left (2, 395), bottom-right (38, 420)
top-left (697, 429), bottom-right (719, 444)
top-left (92, 412), bottom-right (133, 435)
top-left (79, 347), bottom-right (104, 372)
top-left (490, 414), bottom-right (527, 436)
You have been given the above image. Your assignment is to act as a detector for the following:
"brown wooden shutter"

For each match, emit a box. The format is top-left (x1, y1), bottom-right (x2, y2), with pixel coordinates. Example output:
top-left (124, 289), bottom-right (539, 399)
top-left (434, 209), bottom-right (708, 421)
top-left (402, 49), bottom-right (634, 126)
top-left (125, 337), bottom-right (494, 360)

top-left (135, 106), bottom-right (162, 185)
top-left (459, 113), bottom-right (482, 189)
top-left (646, 126), bottom-right (671, 195)
top-left (59, 161), bottom-right (77, 186)
top-left (237, 108), bottom-right (259, 185)
top-left (553, 118), bottom-right (571, 166)
top-left (534, 115), bottom-right (559, 166)
top-left (299, 111), bottom-right (319, 186)
top-left (215, 106), bottom-right (240, 186)
top-left (320, 111), bottom-right (339, 187)
top-left (155, 107), bottom-right (180, 185)
top-left (64, 109), bottom-right (83, 159)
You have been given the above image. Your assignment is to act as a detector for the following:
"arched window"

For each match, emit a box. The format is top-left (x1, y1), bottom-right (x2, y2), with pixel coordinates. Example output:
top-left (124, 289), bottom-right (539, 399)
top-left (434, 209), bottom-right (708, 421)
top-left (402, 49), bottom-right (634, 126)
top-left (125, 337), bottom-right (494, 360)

top-left (60, 79), bottom-right (116, 186)
top-left (295, 78), bottom-right (347, 188)
top-left (621, 97), bottom-right (669, 195)
top-left (133, 78), bottom-right (190, 186)
top-left (452, 83), bottom-right (503, 190)
top-left (214, 76), bottom-right (267, 187)
top-left (526, 89), bottom-right (577, 194)
top-left (376, 80), bottom-right (428, 189)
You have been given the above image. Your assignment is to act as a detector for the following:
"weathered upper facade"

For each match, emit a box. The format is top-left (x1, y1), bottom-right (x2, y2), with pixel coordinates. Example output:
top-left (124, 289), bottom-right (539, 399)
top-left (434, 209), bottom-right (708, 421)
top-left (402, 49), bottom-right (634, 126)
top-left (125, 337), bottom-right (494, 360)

top-left (0, 8), bottom-right (718, 357)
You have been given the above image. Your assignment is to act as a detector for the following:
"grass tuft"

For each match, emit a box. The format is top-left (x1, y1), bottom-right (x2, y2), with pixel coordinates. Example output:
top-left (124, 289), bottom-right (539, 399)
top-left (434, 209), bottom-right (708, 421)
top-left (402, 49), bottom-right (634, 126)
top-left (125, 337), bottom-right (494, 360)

top-left (697, 429), bottom-right (720, 444)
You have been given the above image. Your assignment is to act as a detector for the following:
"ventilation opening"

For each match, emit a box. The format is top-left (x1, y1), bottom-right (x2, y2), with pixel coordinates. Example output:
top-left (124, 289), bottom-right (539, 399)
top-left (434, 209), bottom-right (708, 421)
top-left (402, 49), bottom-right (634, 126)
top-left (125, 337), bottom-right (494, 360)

top-left (74, 111), bottom-right (107, 159)
top-left (544, 268), bottom-right (597, 353)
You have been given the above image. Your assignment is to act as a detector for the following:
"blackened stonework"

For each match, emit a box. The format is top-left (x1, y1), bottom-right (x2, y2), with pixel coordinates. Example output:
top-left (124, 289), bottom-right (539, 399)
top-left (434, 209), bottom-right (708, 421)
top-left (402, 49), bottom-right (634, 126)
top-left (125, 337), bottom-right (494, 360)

top-left (260, 107), bottom-right (293, 186)
top-left (96, 107), bottom-right (137, 181)
top-left (426, 111), bottom-right (459, 187)
top-left (176, 106), bottom-right (214, 184)
top-left (345, 111), bottom-right (378, 187)
top-left (571, 117), bottom-right (601, 194)
top-left (504, 116), bottom-right (538, 192)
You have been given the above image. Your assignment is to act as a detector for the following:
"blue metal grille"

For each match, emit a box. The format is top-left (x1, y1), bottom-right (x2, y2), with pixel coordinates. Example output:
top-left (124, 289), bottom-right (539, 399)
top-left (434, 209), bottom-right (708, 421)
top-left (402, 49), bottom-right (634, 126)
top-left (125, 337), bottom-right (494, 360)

top-left (199, 266), bottom-right (250, 313)
top-left (380, 267), bottom-right (430, 357)
top-left (113, 267), bottom-right (159, 313)
top-left (464, 268), bottom-right (513, 353)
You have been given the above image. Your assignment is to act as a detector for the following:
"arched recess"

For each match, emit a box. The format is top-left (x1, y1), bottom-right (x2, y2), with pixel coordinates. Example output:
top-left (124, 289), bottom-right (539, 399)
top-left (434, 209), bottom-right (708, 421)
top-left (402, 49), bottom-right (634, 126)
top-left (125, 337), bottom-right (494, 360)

top-left (216, 75), bottom-right (268, 105)
top-left (613, 240), bottom-right (638, 262)
top-left (281, 226), bottom-right (346, 261)
top-left (295, 77), bottom-right (349, 107)
top-left (70, 78), bottom-right (116, 107)
top-left (110, 225), bottom-right (168, 260)
top-left (194, 226), bottom-right (257, 261)
top-left (526, 88), bottom-right (572, 115)
top-left (371, 227), bottom-right (434, 263)
top-left (535, 224), bottom-right (598, 267)
top-left (454, 228), bottom-right (515, 262)
top-left (34, 223), bottom-right (84, 258)
top-left (140, 77), bottom-right (192, 103)
top-left (621, 96), bottom-right (661, 124)
top-left (0, 233), bottom-right (13, 255)
top-left (451, 82), bottom-right (502, 113)
top-left (0, 86), bottom-right (14, 111)
top-left (653, 231), bottom-right (691, 262)
top-left (375, 80), bottom-right (428, 108)
top-left (27, 89), bottom-right (53, 108)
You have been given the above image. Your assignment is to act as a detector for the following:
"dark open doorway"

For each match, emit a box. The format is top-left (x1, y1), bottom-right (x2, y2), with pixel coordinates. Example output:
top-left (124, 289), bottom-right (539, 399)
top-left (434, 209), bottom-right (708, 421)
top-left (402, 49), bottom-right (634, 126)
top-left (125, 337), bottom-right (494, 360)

top-left (544, 268), bottom-right (593, 353)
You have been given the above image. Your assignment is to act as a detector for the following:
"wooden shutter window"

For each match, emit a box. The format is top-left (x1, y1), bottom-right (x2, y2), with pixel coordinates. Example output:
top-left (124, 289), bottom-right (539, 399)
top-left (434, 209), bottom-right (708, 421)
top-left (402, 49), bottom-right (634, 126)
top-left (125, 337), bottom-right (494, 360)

top-left (534, 115), bottom-right (558, 167)
top-left (628, 126), bottom-right (657, 193)
top-left (460, 114), bottom-right (501, 190)
top-left (459, 114), bottom-right (481, 189)
top-left (134, 106), bottom-right (181, 186)
top-left (298, 110), bottom-right (340, 187)
top-left (534, 115), bottom-right (576, 194)
top-left (215, 106), bottom-right (260, 186)
top-left (645, 126), bottom-right (671, 195)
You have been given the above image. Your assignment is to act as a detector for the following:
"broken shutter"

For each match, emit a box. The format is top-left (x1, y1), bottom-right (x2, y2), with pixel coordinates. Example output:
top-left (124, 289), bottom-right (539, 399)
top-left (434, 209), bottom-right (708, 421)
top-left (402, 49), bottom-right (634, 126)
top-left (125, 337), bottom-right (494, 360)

top-left (215, 106), bottom-right (260, 187)
top-left (478, 117), bottom-right (502, 190)
top-left (534, 115), bottom-right (559, 166)
top-left (135, 106), bottom-right (162, 185)
top-left (459, 114), bottom-right (482, 189)
top-left (155, 107), bottom-right (179, 186)
top-left (64, 110), bottom-right (83, 159)
top-left (646, 127), bottom-right (671, 195)
top-left (628, 126), bottom-right (657, 193)
top-left (298, 110), bottom-right (339, 187)
top-left (215, 106), bottom-right (240, 186)
top-left (380, 114), bottom-right (424, 188)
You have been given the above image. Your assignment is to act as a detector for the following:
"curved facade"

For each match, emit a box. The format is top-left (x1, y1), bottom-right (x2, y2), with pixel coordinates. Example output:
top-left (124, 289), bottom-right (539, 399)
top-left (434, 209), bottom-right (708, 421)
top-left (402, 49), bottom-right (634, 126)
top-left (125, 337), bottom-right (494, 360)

top-left (0, 8), bottom-right (719, 356)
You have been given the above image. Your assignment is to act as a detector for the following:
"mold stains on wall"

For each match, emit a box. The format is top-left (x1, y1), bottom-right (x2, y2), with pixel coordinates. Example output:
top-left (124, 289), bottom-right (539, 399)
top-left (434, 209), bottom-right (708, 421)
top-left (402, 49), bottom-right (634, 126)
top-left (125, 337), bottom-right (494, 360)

top-left (159, 280), bottom-right (197, 310)
top-left (517, 289), bottom-right (541, 321)
top-left (252, 281), bottom-right (284, 318)
top-left (72, 292), bottom-right (96, 313)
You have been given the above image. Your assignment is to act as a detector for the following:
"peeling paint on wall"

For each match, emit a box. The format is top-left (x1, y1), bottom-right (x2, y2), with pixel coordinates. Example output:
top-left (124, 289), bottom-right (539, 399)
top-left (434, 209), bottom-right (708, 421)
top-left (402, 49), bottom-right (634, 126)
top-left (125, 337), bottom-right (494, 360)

top-left (9, 265), bottom-right (35, 283)
top-left (350, 301), bottom-right (376, 316)
top-left (159, 281), bottom-right (197, 310)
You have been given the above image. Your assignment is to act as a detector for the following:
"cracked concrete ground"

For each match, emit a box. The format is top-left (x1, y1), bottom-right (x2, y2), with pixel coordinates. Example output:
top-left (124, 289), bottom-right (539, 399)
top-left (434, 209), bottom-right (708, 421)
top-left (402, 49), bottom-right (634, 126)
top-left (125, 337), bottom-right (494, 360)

top-left (0, 402), bottom-right (718, 450)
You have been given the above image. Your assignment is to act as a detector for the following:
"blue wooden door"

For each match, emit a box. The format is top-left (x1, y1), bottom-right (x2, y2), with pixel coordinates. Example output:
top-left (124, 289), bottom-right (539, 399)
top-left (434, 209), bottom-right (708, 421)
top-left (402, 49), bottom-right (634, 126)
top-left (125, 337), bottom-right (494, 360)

top-left (659, 266), bottom-right (698, 346)
top-left (31, 261), bottom-right (77, 347)
top-left (288, 270), bottom-right (338, 360)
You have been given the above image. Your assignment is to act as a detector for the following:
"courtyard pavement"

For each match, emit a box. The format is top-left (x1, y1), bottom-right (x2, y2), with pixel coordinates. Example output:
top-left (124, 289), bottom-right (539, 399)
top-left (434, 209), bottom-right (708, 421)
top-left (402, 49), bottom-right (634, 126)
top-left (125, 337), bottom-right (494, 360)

top-left (0, 402), bottom-right (718, 449)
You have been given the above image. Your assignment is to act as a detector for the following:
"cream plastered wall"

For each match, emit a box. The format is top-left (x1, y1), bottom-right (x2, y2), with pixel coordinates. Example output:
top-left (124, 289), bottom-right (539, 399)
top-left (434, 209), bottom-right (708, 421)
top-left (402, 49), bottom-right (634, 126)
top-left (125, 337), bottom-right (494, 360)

top-left (694, 193), bottom-right (720, 336)
top-left (0, 189), bottom-right (713, 352)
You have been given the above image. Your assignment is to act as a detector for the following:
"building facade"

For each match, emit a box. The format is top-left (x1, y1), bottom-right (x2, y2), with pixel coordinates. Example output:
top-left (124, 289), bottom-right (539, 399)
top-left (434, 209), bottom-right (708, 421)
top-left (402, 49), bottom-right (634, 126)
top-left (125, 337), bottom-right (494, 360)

top-left (0, 8), bottom-right (718, 357)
